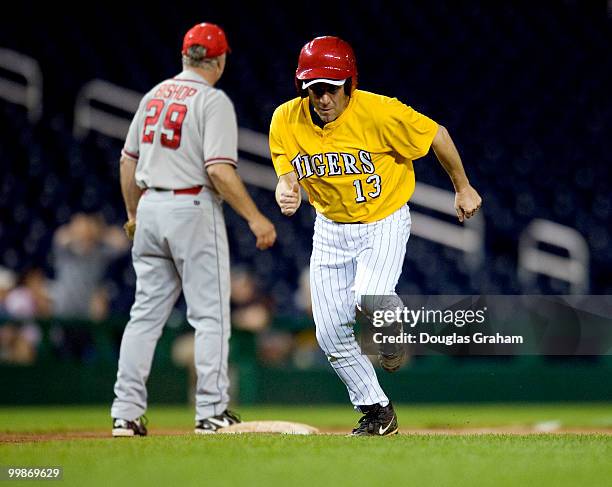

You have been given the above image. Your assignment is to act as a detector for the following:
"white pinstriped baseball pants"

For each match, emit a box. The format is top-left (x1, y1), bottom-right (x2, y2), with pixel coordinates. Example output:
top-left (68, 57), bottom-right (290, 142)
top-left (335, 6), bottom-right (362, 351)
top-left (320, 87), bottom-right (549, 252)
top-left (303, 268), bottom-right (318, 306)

top-left (310, 204), bottom-right (411, 407)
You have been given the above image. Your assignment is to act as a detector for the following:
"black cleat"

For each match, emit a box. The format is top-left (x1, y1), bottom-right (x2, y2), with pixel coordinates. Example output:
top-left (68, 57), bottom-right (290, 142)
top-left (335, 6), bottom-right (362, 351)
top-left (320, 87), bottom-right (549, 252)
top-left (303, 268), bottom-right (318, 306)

top-left (112, 416), bottom-right (148, 437)
top-left (194, 410), bottom-right (241, 434)
top-left (351, 403), bottom-right (398, 436)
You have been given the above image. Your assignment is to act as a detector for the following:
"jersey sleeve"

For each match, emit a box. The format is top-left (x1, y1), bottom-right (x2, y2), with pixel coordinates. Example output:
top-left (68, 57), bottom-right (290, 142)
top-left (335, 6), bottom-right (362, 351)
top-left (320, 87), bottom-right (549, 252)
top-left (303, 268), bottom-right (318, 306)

top-left (203, 91), bottom-right (238, 167)
top-left (121, 99), bottom-right (145, 161)
top-left (269, 106), bottom-right (294, 176)
top-left (383, 99), bottom-right (439, 161)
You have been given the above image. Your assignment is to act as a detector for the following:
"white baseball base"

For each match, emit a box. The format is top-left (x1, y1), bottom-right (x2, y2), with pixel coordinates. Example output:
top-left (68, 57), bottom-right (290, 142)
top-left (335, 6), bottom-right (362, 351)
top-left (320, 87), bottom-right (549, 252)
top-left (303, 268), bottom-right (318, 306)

top-left (218, 421), bottom-right (319, 435)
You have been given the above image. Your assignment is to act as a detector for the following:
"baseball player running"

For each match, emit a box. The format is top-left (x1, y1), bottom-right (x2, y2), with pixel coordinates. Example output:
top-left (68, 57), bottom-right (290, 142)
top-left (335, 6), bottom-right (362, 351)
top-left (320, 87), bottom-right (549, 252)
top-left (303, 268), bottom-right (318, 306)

top-left (111, 22), bottom-right (276, 436)
top-left (269, 36), bottom-right (481, 435)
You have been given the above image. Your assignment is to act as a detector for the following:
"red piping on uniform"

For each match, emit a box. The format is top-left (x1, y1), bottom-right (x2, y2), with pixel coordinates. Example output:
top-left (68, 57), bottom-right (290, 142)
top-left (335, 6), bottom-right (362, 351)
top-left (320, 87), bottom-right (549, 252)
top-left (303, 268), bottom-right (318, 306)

top-left (205, 157), bottom-right (237, 165)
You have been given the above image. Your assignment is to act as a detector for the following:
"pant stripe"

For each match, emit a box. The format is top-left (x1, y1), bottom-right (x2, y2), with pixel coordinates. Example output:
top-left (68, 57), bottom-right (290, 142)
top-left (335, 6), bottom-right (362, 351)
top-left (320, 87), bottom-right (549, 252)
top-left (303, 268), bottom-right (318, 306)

top-left (212, 203), bottom-right (224, 416)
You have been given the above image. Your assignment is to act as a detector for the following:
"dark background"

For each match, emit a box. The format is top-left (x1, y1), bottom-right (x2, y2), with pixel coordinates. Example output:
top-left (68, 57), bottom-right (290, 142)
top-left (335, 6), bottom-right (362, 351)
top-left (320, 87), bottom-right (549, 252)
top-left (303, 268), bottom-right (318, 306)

top-left (0, 1), bottom-right (610, 315)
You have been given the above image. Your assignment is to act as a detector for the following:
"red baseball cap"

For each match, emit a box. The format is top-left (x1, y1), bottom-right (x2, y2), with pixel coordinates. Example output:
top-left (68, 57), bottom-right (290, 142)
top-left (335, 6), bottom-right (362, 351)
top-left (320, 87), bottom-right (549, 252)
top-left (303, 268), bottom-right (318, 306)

top-left (182, 22), bottom-right (230, 58)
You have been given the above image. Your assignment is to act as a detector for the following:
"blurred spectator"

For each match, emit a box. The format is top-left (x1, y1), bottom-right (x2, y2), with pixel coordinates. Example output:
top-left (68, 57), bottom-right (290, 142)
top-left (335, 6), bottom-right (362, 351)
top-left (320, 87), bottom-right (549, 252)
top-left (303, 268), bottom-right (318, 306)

top-left (48, 213), bottom-right (129, 321)
top-left (230, 266), bottom-right (273, 333)
top-left (4, 268), bottom-right (51, 319)
top-left (40, 213), bottom-right (129, 362)
top-left (0, 323), bottom-right (37, 364)
top-left (229, 266), bottom-right (296, 366)
top-left (289, 265), bottom-right (324, 368)
top-left (257, 330), bottom-right (294, 366)
top-left (292, 328), bottom-right (324, 369)
top-left (0, 267), bottom-right (17, 314)
top-left (294, 266), bottom-right (312, 318)
top-left (0, 268), bottom-right (45, 364)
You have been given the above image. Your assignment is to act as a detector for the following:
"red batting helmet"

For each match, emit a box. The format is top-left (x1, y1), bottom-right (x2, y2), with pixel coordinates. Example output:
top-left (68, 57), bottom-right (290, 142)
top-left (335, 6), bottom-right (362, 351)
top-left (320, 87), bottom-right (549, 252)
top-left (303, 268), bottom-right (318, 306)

top-left (182, 23), bottom-right (230, 58)
top-left (295, 36), bottom-right (358, 89)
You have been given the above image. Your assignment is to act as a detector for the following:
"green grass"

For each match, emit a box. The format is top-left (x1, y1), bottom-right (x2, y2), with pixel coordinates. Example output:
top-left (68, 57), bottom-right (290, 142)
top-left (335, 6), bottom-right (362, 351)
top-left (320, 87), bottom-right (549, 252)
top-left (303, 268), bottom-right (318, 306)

top-left (1, 404), bottom-right (611, 487)
top-left (1, 403), bottom-right (612, 432)
top-left (2, 433), bottom-right (611, 487)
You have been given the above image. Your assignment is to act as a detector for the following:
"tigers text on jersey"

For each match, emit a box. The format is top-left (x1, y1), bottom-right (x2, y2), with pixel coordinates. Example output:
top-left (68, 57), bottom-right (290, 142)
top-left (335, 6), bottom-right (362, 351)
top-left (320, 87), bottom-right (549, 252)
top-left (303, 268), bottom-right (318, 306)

top-left (122, 70), bottom-right (237, 190)
top-left (269, 90), bottom-right (439, 223)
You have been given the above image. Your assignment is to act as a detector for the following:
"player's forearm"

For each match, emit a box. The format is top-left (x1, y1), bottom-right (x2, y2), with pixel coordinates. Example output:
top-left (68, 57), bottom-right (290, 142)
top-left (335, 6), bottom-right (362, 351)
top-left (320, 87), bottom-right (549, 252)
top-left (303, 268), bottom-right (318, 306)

top-left (431, 125), bottom-right (471, 192)
top-left (208, 165), bottom-right (264, 222)
top-left (119, 157), bottom-right (142, 220)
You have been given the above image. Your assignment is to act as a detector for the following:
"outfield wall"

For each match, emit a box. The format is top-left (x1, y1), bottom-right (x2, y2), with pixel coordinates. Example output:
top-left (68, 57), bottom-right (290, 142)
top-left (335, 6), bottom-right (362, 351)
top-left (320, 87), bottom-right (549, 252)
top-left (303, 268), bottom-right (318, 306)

top-left (1, 320), bottom-right (611, 405)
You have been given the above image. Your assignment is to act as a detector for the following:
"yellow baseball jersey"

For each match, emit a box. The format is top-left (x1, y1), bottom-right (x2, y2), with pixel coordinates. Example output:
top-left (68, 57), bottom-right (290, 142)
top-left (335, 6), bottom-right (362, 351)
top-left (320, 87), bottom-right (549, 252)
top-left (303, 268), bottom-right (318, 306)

top-left (269, 90), bottom-right (438, 223)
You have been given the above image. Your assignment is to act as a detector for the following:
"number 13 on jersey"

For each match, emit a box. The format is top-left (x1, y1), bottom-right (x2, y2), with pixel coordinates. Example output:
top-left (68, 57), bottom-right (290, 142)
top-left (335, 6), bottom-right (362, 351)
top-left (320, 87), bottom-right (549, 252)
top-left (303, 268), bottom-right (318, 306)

top-left (142, 99), bottom-right (188, 149)
top-left (353, 174), bottom-right (381, 203)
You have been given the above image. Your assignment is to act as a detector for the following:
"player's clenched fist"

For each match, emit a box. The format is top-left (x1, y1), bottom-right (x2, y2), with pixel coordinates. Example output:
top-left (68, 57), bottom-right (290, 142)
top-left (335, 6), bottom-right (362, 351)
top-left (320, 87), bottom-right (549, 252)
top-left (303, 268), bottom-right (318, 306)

top-left (275, 174), bottom-right (302, 216)
top-left (279, 183), bottom-right (301, 216)
top-left (454, 185), bottom-right (482, 223)
top-left (248, 214), bottom-right (277, 250)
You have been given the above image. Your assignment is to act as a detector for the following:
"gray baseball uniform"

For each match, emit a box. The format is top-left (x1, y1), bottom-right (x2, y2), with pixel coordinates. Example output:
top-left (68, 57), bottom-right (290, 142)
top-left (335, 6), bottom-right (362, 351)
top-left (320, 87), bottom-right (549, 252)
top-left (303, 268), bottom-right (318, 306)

top-left (111, 69), bottom-right (237, 421)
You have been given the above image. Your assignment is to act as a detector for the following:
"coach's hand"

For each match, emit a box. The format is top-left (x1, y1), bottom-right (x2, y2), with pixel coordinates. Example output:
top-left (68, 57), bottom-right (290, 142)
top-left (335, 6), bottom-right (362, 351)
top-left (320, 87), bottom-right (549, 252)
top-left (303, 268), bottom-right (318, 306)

top-left (279, 183), bottom-right (301, 216)
top-left (249, 213), bottom-right (277, 250)
top-left (123, 219), bottom-right (137, 240)
top-left (455, 185), bottom-right (482, 223)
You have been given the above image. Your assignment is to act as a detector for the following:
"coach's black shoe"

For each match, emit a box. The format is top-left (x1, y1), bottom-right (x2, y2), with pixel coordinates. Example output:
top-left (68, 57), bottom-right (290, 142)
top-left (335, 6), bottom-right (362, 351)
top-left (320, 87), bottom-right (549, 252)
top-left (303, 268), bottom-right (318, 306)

top-left (112, 416), bottom-right (148, 437)
top-left (351, 403), bottom-right (398, 436)
top-left (194, 409), bottom-right (241, 434)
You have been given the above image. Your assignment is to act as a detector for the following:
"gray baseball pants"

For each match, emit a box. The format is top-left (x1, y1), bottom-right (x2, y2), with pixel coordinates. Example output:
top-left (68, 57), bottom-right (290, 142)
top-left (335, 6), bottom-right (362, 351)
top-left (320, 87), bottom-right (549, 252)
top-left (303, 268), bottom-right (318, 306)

top-left (111, 188), bottom-right (230, 421)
